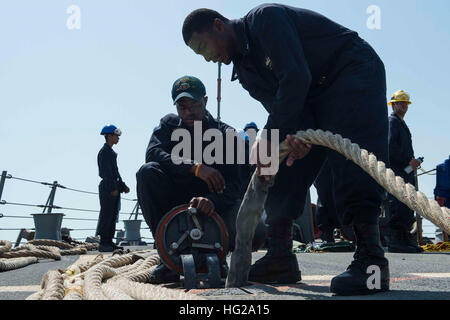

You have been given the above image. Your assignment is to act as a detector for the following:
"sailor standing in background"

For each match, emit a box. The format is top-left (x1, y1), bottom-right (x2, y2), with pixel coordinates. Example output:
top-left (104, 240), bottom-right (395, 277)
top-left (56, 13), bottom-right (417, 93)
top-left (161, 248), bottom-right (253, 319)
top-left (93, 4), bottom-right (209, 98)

top-left (97, 125), bottom-right (130, 252)
top-left (386, 90), bottom-right (423, 253)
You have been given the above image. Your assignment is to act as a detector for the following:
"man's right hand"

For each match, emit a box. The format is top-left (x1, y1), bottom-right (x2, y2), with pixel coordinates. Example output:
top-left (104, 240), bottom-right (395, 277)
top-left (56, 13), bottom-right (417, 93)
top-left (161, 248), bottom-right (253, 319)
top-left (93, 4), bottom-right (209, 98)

top-left (189, 197), bottom-right (215, 216)
top-left (409, 158), bottom-right (421, 171)
top-left (193, 165), bottom-right (226, 194)
top-left (111, 190), bottom-right (119, 197)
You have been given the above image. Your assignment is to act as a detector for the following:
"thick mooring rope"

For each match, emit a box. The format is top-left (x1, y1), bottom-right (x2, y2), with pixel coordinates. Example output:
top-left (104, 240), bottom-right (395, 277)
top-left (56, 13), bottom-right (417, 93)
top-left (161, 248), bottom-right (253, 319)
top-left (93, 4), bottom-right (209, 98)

top-left (0, 240), bottom-right (99, 272)
top-left (40, 270), bottom-right (65, 300)
top-left (1, 245), bottom-right (61, 260)
top-left (0, 240), bottom-right (12, 254)
top-left (28, 240), bottom-right (74, 249)
top-left (287, 130), bottom-right (450, 234)
top-left (26, 251), bottom-right (203, 300)
top-left (0, 256), bottom-right (39, 272)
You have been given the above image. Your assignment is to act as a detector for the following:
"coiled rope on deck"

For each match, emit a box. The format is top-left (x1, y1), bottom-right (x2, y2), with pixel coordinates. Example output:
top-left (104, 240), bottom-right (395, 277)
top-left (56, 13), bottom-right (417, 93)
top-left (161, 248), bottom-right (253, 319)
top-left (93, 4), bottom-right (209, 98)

top-left (0, 240), bottom-right (39, 271)
top-left (0, 240), bottom-right (99, 272)
top-left (0, 256), bottom-right (39, 272)
top-left (0, 240), bottom-right (12, 254)
top-left (28, 239), bottom-right (74, 249)
top-left (27, 251), bottom-right (204, 300)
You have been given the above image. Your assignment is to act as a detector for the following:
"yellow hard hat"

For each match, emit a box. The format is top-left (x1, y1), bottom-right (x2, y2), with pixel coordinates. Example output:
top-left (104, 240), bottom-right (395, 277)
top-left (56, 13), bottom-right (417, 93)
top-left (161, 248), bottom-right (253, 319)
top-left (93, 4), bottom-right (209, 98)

top-left (388, 90), bottom-right (412, 105)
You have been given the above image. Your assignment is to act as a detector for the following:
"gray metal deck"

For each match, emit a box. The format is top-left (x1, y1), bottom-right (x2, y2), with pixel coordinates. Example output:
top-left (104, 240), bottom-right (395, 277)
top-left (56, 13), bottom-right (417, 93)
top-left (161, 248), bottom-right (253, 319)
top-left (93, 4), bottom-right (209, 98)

top-left (1, 246), bottom-right (449, 300)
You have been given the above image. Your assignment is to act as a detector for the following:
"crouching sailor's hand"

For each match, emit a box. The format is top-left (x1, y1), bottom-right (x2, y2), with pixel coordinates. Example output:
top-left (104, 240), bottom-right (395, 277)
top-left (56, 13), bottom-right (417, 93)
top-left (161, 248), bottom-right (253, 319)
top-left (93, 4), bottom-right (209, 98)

top-left (189, 197), bottom-right (215, 216)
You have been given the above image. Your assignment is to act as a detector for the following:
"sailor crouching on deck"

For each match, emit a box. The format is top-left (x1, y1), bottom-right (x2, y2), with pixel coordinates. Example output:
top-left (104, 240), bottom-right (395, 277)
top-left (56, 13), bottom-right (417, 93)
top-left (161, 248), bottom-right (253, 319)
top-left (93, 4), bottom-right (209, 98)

top-left (136, 76), bottom-right (266, 284)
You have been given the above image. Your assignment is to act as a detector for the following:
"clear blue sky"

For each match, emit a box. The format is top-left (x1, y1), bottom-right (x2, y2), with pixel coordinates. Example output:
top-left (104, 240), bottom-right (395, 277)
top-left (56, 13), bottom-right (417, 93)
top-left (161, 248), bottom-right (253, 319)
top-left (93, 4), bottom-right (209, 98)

top-left (1, 0), bottom-right (449, 242)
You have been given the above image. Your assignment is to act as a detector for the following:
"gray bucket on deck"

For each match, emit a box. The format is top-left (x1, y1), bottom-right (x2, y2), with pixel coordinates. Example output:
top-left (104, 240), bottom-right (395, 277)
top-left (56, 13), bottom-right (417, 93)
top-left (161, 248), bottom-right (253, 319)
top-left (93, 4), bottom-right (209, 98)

top-left (31, 213), bottom-right (65, 240)
top-left (119, 220), bottom-right (146, 246)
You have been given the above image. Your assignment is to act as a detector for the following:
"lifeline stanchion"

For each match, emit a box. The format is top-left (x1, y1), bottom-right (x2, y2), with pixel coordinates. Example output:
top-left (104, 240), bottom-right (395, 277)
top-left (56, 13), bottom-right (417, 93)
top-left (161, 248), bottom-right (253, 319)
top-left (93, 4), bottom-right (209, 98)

top-left (415, 169), bottom-right (424, 245)
top-left (127, 202), bottom-right (141, 220)
top-left (0, 171), bottom-right (7, 202)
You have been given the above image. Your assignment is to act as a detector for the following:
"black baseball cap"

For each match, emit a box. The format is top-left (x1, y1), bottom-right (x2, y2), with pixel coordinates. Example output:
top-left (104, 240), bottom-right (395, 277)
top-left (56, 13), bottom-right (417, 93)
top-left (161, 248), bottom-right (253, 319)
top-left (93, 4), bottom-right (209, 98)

top-left (171, 76), bottom-right (206, 105)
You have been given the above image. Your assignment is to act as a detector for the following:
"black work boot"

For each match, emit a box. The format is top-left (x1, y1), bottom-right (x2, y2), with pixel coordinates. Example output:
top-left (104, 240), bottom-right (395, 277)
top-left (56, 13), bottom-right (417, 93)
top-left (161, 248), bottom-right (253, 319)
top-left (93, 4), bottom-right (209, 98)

top-left (248, 221), bottom-right (301, 284)
top-left (320, 228), bottom-right (335, 243)
top-left (148, 263), bottom-right (180, 284)
top-left (111, 242), bottom-right (124, 251)
top-left (406, 231), bottom-right (424, 253)
top-left (99, 238), bottom-right (114, 252)
top-left (387, 228), bottom-right (421, 253)
top-left (330, 223), bottom-right (389, 296)
top-left (339, 224), bottom-right (356, 242)
top-left (99, 242), bottom-right (114, 252)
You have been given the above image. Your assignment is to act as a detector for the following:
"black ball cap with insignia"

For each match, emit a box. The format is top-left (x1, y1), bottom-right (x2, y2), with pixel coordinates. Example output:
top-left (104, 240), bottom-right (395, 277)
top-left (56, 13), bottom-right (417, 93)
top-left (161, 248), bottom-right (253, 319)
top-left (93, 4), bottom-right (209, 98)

top-left (171, 76), bottom-right (206, 105)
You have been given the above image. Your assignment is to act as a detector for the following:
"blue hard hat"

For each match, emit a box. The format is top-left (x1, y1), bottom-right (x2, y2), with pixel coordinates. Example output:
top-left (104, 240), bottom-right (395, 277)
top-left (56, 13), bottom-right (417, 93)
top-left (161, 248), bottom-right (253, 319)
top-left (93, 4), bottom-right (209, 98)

top-left (100, 125), bottom-right (122, 136)
top-left (244, 122), bottom-right (258, 131)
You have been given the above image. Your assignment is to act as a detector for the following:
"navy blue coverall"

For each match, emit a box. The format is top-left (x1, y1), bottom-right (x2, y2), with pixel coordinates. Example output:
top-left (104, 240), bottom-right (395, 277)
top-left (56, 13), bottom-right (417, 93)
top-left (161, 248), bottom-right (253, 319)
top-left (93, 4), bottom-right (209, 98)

top-left (387, 113), bottom-right (416, 229)
top-left (97, 144), bottom-right (129, 243)
top-left (136, 112), bottom-right (243, 248)
top-left (230, 4), bottom-right (389, 227)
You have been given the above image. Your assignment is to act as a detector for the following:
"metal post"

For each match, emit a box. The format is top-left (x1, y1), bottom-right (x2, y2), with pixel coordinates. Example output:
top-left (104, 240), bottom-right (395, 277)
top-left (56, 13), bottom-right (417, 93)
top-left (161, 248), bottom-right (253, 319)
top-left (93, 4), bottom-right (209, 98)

top-left (415, 170), bottom-right (423, 245)
top-left (0, 171), bottom-right (7, 202)
top-left (43, 181), bottom-right (58, 214)
top-left (217, 63), bottom-right (222, 122)
top-left (295, 190), bottom-right (314, 243)
top-left (129, 201), bottom-right (140, 220)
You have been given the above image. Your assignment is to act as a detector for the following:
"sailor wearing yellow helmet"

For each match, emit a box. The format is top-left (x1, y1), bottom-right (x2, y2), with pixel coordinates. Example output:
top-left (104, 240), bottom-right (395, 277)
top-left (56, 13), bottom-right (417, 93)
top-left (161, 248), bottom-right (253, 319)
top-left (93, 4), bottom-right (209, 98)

top-left (386, 90), bottom-right (423, 253)
top-left (388, 90), bottom-right (412, 118)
